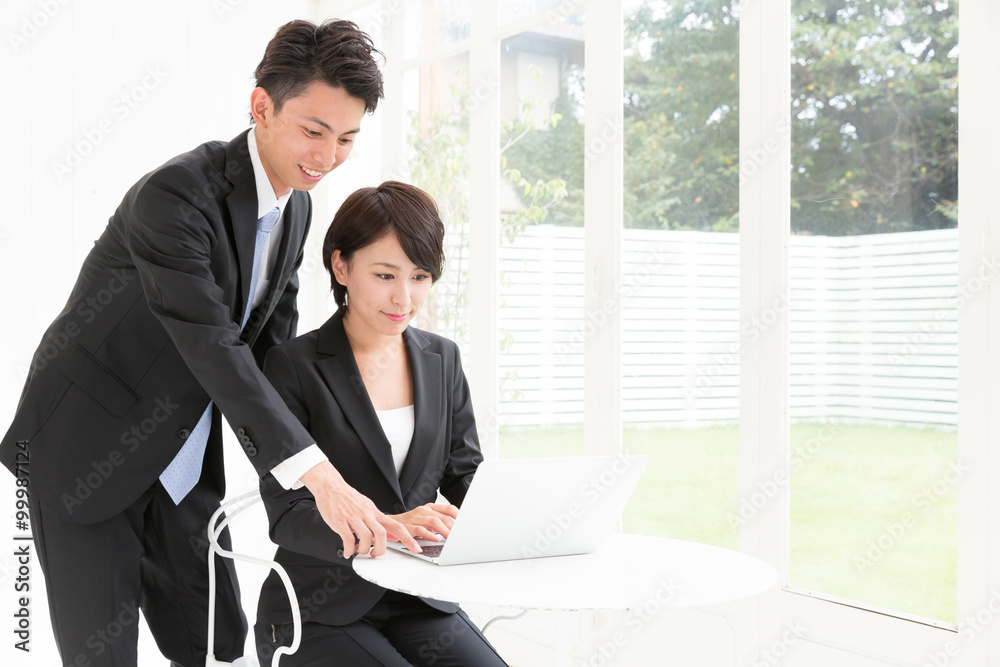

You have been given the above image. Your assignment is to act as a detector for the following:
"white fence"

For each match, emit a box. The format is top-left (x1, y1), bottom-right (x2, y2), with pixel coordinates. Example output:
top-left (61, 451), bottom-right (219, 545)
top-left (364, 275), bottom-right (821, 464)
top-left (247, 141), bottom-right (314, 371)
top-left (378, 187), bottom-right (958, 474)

top-left (495, 226), bottom-right (958, 429)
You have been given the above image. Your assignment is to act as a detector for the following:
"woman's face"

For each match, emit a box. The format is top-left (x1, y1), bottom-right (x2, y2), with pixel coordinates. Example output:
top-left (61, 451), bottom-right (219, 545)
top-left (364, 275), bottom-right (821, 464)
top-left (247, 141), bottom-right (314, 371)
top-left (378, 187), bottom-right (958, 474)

top-left (332, 233), bottom-right (434, 340)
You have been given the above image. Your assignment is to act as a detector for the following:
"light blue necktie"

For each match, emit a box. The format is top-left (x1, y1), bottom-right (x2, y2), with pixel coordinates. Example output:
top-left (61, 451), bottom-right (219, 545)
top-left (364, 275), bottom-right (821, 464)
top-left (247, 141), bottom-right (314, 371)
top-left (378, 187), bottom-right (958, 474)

top-left (159, 207), bottom-right (280, 504)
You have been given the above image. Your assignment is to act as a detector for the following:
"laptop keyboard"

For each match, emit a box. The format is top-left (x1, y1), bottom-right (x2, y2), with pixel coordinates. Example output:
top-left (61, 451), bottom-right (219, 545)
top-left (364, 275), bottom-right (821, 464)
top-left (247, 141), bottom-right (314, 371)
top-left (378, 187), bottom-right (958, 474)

top-left (420, 543), bottom-right (445, 558)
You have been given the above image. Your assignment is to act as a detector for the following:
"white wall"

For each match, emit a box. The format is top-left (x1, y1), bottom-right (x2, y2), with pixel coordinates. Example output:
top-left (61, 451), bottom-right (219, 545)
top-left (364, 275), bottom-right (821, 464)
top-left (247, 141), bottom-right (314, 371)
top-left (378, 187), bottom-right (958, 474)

top-left (0, 1), bottom-right (371, 664)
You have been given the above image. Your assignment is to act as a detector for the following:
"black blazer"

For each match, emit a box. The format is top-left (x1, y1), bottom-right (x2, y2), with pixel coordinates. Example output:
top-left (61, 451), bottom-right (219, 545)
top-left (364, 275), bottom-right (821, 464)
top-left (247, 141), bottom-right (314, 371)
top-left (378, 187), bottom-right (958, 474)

top-left (256, 311), bottom-right (483, 627)
top-left (0, 131), bottom-right (316, 523)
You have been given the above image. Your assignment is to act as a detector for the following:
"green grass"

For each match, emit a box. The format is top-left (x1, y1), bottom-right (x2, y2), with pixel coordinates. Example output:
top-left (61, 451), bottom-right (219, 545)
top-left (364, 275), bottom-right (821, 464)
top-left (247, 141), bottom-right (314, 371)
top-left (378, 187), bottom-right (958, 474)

top-left (789, 424), bottom-right (957, 624)
top-left (499, 423), bottom-right (957, 624)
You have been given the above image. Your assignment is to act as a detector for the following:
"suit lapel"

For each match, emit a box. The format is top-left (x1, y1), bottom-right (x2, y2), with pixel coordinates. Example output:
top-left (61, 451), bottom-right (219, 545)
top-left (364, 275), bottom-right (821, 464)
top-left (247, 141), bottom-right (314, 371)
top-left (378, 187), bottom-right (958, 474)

top-left (314, 314), bottom-right (403, 499)
top-left (398, 328), bottom-right (444, 498)
top-left (224, 130), bottom-right (258, 324)
top-left (268, 192), bottom-right (305, 298)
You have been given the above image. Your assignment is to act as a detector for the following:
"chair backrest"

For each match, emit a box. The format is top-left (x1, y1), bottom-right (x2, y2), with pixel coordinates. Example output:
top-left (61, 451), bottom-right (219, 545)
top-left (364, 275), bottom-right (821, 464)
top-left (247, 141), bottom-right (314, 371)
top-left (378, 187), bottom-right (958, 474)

top-left (205, 490), bottom-right (301, 667)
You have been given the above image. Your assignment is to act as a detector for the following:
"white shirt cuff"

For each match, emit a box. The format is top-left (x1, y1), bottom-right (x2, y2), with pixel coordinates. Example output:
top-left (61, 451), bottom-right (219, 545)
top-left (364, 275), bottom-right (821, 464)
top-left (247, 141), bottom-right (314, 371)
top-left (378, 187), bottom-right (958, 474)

top-left (269, 444), bottom-right (328, 490)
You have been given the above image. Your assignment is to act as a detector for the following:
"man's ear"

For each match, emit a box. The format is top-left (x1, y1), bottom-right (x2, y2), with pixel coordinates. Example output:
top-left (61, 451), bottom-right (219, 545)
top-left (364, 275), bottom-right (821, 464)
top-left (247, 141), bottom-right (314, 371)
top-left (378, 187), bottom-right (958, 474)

top-left (250, 87), bottom-right (273, 127)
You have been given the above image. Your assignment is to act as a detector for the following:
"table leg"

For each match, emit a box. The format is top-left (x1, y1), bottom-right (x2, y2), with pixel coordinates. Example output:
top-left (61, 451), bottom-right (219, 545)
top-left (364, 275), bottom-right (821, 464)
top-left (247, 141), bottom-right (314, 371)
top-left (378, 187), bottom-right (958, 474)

top-left (555, 610), bottom-right (571, 667)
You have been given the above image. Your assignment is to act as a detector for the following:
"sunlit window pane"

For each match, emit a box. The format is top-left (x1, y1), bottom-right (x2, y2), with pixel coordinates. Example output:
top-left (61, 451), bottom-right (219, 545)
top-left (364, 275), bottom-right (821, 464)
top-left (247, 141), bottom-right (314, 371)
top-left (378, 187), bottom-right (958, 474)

top-left (788, 0), bottom-right (958, 624)
top-left (496, 11), bottom-right (586, 459)
top-left (400, 0), bottom-right (470, 61)
top-left (500, 0), bottom-right (572, 26)
top-left (621, 0), bottom-right (740, 549)
top-left (401, 54), bottom-right (473, 356)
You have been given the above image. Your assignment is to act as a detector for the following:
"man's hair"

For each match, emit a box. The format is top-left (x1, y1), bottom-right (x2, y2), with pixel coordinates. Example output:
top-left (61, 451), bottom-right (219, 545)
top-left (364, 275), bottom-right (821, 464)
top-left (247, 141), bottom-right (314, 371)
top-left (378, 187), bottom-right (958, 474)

top-left (254, 19), bottom-right (384, 114)
top-left (323, 182), bottom-right (446, 312)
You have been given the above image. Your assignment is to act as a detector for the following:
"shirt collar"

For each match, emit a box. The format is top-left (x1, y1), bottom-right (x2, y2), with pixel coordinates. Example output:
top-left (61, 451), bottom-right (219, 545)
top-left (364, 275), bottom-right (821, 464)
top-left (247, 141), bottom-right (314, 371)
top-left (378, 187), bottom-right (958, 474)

top-left (247, 127), bottom-right (292, 220)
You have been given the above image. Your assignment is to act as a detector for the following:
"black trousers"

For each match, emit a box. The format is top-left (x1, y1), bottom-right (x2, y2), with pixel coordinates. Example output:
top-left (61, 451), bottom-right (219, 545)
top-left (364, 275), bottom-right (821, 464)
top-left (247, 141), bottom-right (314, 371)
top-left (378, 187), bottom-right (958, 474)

top-left (255, 590), bottom-right (508, 667)
top-left (29, 473), bottom-right (247, 666)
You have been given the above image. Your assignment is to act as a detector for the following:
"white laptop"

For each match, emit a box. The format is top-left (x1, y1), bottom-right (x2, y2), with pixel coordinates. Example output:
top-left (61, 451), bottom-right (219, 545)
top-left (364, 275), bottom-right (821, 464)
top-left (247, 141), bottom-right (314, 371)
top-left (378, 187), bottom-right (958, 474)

top-left (386, 455), bottom-right (648, 566)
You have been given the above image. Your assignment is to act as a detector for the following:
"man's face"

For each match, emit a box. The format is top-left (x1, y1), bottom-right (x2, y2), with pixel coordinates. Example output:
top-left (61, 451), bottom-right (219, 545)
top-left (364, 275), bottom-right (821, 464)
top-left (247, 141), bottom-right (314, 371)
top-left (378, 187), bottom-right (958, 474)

top-left (251, 81), bottom-right (367, 196)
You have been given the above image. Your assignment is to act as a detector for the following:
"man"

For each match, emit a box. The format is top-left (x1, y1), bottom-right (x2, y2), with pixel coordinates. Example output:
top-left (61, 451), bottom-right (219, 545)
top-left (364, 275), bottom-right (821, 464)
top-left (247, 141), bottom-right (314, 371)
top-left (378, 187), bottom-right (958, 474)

top-left (0, 19), bottom-right (417, 667)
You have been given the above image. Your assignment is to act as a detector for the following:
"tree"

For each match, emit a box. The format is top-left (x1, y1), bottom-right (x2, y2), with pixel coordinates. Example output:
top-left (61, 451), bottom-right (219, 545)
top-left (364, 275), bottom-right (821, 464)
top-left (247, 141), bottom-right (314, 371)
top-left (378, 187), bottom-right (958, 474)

top-left (620, 0), bottom-right (958, 235)
top-left (405, 64), bottom-right (568, 382)
top-left (500, 91), bottom-right (583, 229)
top-left (624, 0), bottom-right (740, 231)
top-left (499, 66), bottom-right (572, 239)
top-left (790, 0), bottom-right (957, 235)
top-left (405, 84), bottom-right (471, 342)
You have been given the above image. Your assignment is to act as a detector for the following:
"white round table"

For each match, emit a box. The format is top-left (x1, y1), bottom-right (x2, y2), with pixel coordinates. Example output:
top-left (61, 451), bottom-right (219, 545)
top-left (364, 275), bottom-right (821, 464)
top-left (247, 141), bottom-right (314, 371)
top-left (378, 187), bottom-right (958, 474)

top-left (353, 533), bottom-right (777, 611)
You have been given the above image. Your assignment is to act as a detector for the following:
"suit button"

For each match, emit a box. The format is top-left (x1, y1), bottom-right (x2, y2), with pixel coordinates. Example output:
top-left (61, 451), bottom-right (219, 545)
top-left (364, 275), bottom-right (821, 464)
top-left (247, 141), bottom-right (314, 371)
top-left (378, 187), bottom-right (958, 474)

top-left (236, 428), bottom-right (247, 438)
top-left (246, 446), bottom-right (258, 457)
top-left (178, 429), bottom-right (191, 439)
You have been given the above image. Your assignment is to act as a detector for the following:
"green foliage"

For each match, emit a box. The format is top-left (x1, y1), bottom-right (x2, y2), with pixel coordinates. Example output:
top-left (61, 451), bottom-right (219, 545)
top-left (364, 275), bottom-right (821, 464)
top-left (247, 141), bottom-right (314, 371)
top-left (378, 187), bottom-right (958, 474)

top-left (405, 64), bottom-right (572, 374)
top-left (790, 0), bottom-right (958, 235)
top-left (499, 64), bottom-right (574, 236)
top-left (619, 0), bottom-right (958, 235)
top-left (624, 0), bottom-right (740, 231)
top-left (405, 80), bottom-right (471, 342)
top-left (501, 93), bottom-right (584, 228)
top-left (405, 0), bottom-right (960, 283)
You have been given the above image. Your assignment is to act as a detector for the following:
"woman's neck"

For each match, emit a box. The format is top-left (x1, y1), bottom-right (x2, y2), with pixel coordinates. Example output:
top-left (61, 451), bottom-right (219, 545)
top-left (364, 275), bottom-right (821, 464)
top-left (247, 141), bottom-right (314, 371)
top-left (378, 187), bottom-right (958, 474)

top-left (341, 310), bottom-right (402, 356)
top-left (341, 310), bottom-right (413, 410)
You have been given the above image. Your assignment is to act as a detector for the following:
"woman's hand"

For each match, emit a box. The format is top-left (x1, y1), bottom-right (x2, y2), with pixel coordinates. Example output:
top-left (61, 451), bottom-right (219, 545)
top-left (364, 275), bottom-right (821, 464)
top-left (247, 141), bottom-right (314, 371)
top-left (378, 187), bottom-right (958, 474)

top-left (389, 503), bottom-right (460, 542)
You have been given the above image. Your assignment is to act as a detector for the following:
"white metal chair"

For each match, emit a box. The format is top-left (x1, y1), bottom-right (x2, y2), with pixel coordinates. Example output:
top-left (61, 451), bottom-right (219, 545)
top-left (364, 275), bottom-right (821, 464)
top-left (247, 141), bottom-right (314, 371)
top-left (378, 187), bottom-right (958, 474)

top-left (205, 490), bottom-right (301, 667)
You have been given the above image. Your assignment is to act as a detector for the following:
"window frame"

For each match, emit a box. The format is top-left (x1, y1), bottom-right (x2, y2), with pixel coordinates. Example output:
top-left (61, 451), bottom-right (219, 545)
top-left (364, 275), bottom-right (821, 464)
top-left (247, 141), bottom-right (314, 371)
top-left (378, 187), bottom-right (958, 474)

top-left (740, 0), bottom-right (984, 662)
top-left (359, 0), bottom-right (993, 661)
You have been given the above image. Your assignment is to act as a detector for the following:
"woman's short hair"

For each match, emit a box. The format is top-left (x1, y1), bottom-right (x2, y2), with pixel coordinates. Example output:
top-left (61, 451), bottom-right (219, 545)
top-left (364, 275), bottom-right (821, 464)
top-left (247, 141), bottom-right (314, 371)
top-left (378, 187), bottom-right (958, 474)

top-left (254, 19), bottom-right (384, 114)
top-left (323, 182), bottom-right (446, 311)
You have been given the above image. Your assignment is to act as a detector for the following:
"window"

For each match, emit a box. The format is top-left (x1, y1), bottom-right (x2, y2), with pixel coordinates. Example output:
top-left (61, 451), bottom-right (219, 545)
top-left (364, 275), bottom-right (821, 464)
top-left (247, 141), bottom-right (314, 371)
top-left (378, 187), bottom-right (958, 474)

top-left (621, 0), bottom-right (741, 549)
top-left (400, 54), bottom-right (473, 347)
top-left (343, 0), bottom-right (993, 661)
top-left (496, 9), bottom-right (587, 459)
top-left (787, 0), bottom-right (958, 625)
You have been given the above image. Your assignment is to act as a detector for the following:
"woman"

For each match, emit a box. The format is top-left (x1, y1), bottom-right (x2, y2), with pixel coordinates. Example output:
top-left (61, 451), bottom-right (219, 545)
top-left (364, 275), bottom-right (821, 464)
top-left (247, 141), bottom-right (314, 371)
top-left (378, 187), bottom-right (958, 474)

top-left (254, 182), bottom-right (507, 666)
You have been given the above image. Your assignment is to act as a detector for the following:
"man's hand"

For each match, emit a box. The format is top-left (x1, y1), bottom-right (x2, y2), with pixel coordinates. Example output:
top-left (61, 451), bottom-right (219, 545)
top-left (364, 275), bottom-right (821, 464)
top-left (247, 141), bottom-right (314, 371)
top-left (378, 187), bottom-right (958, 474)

top-left (389, 503), bottom-right (459, 544)
top-left (299, 460), bottom-right (419, 558)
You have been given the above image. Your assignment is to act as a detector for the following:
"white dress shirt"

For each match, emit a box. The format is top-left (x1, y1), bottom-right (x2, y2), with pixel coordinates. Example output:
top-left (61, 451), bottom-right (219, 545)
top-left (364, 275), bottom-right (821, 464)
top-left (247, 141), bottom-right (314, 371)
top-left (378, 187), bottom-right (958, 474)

top-left (375, 405), bottom-right (415, 476)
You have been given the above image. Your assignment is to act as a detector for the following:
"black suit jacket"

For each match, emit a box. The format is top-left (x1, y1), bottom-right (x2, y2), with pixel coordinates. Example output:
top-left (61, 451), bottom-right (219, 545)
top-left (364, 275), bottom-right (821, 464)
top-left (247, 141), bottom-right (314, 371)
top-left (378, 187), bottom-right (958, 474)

top-left (0, 131), bottom-right (316, 523)
top-left (256, 311), bottom-right (483, 627)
